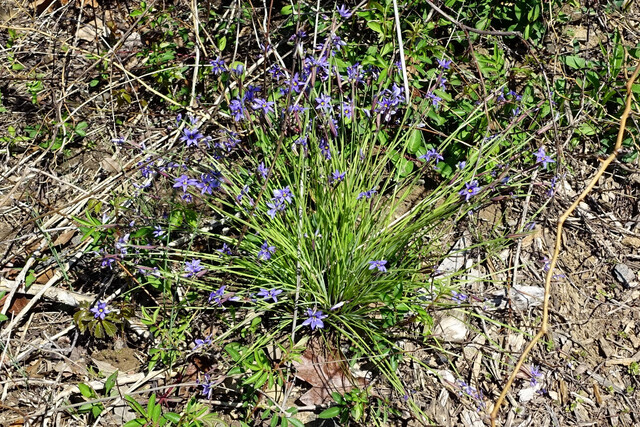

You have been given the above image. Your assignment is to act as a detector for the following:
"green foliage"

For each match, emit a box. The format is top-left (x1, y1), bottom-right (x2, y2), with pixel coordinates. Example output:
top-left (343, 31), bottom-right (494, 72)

top-left (74, 371), bottom-right (118, 420)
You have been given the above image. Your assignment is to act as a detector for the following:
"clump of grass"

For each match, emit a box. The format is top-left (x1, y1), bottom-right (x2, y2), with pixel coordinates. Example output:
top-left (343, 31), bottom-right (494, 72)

top-left (75, 3), bottom-right (560, 423)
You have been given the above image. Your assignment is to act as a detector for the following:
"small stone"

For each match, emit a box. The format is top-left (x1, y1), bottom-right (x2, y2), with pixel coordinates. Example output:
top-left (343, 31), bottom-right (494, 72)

top-left (434, 315), bottom-right (468, 342)
top-left (613, 263), bottom-right (637, 288)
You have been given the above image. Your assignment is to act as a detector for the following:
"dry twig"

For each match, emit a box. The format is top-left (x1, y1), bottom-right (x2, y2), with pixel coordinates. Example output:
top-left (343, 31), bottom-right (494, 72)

top-left (489, 61), bottom-right (640, 426)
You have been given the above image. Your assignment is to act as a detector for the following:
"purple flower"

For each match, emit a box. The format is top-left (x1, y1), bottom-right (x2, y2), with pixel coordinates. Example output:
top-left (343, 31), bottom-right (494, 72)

top-left (229, 99), bottom-right (245, 122)
top-left (533, 147), bottom-right (555, 169)
top-left (457, 161), bottom-right (466, 170)
top-left (173, 174), bottom-right (198, 192)
top-left (257, 240), bottom-right (276, 261)
top-left (368, 260), bottom-right (388, 272)
top-left (252, 98), bottom-right (275, 116)
top-left (357, 189), bottom-right (377, 200)
top-left (302, 308), bottom-right (328, 330)
top-left (273, 186), bottom-right (293, 204)
top-left (419, 148), bottom-right (444, 163)
top-left (319, 139), bottom-right (331, 160)
top-left (152, 226), bottom-right (165, 238)
top-left (427, 91), bottom-right (442, 107)
top-left (231, 63), bottom-right (244, 75)
top-left (90, 301), bottom-right (111, 320)
top-left (451, 291), bottom-right (468, 304)
top-left (257, 288), bottom-right (283, 303)
top-left (346, 63), bottom-right (364, 84)
top-left (330, 170), bottom-right (346, 184)
top-left (115, 233), bottom-right (129, 255)
top-left (288, 104), bottom-right (307, 114)
top-left (196, 171), bottom-right (222, 195)
top-left (315, 93), bottom-right (332, 112)
top-left (459, 180), bottom-right (481, 201)
top-left (337, 4), bottom-right (352, 18)
top-left (288, 73), bottom-right (304, 94)
top-left (218, 243), bottom-right (233, 256)
top-left (199, 374), bottom-right (214, 399)
top-left (341, 101), bottom-right (353, 119)
top-left (209, 57), bottom-right (226, 74)
top-left (242, 85), bottom-right (261, 103)
top-left (268, 64), bottom-right (284, 80)
top-left (181, 127), bottom-right (204, 147)
top-left (266, 199), bottom-right (285, 218)
top-left (184, 259), bottom-right (205, 278)
top-left (101, 257), bottom-right (115, 269)
top-left (209, 285), bottom-right (226, 305)
top-left (528, 365), bottom-right (543, 387)
top-left (547, 176), bottom-right (558, 197)
top-left (436, 58), bottom-right (452, 70)
top-left (194, 336), bottom-right (212, 350)
top-left (438, 75), bottom-right (447, 90)
top-left (257, 162), bottom-right (269, 180)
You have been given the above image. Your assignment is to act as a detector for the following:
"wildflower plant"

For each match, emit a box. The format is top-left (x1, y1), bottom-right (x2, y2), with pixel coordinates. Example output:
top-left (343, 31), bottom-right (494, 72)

top-left (93, 2), bottom-right (557, 421)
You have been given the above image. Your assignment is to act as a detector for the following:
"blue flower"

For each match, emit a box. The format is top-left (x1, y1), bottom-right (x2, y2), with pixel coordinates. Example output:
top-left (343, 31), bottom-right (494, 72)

top-left (173, 174), bottom-right (198, 192)
top-left (257, 162), bottom-right (269, 180)
top-left (231, 63), bottom-right (244, 75)
top-left (436, 58), bottom-right (452, 69)
top-left (302, 308), bottom-right (328, 330)
top-left (199, 374), bottom-right (215, 399)
top-left (252, 98), bottom-right (275, 116)
top-left (152, 226), bottom-right (165, 238)
top-left (184, 259), bottom-right (205, 278)
top-left (459, 180), bottom-right (481, 201)
top-left (419, 148), bottom-right (444, 163)
top-left (194, 336), bottom-right (212, 350)
top-left (257, 288), bottom-right (283, 303)
top-left (217, 243), bottom-right (233, 256)
top-left (368, 260), bottom-right (388, 272)
top-left (208, 285), bottom-right (226, 305)
top-left (315, 93), bottom-right (332, 113)
top-left (357, 189), bottom-right (377, 200)
top-left (257, 241), bottom-right (276, 261)
top-left (341, 101), bottom-right (353, 119)
top-left (346, 63), bottom-right (364, 84)
top-left (451, 291), bottom-right (468, 304)
top-left (209, 57), bottom-right (226, 74)
top-left (330, 170), bottom-right (346, 184)
top-left (337, 4), bottom-right (352, 18)
top-left (427, 91), bottom-right (442, 107)
top-left (273, 186), bottom-right (293, 204)
top-left (229, 99), bottom-right (245, 122)
top-left (533, 147), bottom-right (555, 169)
top-left (90, 301), bottom-right (111, 320)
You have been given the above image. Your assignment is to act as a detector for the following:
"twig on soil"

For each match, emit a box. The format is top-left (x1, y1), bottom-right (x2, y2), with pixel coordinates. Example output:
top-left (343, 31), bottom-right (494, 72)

top-left (489, 61), bottom-right (640, 426)
top-left (0, 277), bottom-right (94, 306)
top-left (0, 240), bottom-right (92, 339)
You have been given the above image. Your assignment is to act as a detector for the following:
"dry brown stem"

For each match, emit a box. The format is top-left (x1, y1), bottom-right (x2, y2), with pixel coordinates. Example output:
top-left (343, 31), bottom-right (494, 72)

top-left (489, 62), bottom-right (640, 426)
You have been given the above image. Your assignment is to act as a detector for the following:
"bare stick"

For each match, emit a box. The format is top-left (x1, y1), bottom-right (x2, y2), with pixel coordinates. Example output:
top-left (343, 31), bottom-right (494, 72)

top-left (489, 62), bottom-right (640, 426)
top-left (392, 0), bottom-right (410, 103)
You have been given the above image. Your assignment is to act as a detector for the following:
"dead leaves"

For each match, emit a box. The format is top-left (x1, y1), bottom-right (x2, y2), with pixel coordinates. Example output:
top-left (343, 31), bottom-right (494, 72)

top-left (291, 337), bottom-right (367, 406)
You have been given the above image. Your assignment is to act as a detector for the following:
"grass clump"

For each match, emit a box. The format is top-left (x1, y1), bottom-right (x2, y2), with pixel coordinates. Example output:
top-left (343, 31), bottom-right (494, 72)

top-left (72, 2), bottom-right (561, 424)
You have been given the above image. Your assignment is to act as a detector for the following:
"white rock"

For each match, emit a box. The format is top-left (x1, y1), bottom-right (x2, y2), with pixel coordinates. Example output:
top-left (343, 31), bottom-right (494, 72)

top-left (434, 315), bottom-right (468, 342)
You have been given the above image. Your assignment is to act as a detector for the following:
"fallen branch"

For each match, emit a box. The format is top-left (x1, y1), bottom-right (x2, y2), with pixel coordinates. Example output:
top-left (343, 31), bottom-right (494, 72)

top-left (490, 62), bottom-right (640, 425)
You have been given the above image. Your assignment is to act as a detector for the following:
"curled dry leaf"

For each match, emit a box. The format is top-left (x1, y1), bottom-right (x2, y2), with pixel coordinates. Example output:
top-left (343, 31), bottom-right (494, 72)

top-left (291, 337), bottom-right (368, 406)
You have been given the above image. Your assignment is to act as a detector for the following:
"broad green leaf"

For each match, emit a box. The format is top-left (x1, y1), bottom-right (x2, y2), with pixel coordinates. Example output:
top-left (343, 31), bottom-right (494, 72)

top-left (564, 55), bottom-right (587, 69)
top-left (318, 406), bottom-right (341, 419)
top-left (78, 383), bottom-right (94, 398)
